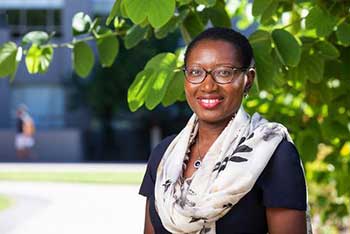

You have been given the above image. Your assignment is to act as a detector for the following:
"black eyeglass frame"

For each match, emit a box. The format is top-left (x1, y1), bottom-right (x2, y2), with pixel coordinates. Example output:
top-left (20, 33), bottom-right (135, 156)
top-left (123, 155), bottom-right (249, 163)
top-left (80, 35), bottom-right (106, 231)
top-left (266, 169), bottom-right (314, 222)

top-left (182, 66), bottom-right (249, 84)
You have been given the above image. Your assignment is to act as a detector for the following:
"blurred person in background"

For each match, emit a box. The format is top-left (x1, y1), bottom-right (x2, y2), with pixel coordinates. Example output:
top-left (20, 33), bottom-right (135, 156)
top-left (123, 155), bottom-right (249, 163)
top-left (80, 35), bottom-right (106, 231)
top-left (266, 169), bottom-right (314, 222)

top-left (15, 104), bottom-right (35, 159)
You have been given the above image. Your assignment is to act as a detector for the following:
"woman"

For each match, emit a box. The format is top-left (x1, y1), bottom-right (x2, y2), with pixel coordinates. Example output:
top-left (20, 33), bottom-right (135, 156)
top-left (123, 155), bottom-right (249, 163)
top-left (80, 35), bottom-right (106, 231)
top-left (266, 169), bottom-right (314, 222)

top-left (15, 104), bottom-right (35, 159)
top-left (139, 27), bottom-right (308, 234)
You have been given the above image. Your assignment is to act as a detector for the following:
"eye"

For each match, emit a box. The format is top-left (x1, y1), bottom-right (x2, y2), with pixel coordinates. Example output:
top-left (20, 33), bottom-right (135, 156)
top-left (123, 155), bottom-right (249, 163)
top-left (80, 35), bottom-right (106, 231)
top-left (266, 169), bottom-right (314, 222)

top-left (215, 68), bottom-right (233, 77)
top-left (188, 68), bottom-right (204, 77)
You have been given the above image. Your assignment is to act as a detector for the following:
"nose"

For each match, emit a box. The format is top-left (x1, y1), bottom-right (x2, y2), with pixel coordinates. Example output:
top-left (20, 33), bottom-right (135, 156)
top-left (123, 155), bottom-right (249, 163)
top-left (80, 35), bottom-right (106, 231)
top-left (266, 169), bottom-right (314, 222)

top-left (200, 72), bottom-right (218, 92)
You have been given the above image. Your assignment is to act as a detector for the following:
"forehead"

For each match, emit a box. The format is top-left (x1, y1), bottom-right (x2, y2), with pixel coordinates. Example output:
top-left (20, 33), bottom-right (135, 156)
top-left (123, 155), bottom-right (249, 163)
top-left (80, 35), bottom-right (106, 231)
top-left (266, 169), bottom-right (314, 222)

top-left (187, 39), bottom-right (241, 65)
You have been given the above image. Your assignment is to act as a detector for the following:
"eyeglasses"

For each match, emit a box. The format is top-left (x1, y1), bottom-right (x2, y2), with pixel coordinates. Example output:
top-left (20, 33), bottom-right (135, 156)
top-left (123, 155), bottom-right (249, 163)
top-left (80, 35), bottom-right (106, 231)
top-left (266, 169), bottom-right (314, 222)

top-left (183, 66), bottom-right (248, 84)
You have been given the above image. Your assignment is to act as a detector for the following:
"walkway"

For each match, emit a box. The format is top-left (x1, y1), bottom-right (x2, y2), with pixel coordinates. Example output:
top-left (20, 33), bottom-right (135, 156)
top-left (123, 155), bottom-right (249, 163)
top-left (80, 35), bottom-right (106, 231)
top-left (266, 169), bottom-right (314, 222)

top-left (0, 163), bottom-right (147, 234)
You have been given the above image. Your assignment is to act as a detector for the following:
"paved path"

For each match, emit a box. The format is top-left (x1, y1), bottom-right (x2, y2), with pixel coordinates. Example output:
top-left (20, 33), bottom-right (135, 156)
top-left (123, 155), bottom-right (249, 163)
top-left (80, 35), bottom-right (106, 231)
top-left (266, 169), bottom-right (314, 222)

top-left (0, 163), bottom-right (147, 234)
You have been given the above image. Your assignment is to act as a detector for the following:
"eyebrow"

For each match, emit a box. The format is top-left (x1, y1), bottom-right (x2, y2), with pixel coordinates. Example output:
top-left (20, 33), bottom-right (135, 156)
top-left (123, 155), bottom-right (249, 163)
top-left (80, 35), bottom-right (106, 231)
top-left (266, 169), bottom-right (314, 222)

top-left (186, 63), bottom-right (242, 68)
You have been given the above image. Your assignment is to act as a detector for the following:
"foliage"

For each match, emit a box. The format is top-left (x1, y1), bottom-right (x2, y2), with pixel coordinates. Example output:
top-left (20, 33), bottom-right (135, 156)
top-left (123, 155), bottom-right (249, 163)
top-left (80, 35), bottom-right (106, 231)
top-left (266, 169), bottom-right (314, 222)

top-left (0, 0), bottom-right (349, 230)
top-left (68, 30), bottom-right (181, 161)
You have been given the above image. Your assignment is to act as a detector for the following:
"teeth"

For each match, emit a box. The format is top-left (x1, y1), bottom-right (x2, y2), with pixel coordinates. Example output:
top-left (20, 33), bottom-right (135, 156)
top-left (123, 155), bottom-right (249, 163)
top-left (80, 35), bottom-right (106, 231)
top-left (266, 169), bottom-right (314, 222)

top-left (201, 99), bottom-right (219, 104)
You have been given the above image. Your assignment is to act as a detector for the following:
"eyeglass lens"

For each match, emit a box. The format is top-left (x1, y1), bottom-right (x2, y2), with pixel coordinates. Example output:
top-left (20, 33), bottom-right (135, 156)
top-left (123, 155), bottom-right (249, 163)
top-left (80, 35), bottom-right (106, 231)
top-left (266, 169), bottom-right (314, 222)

top-left (184, 66), bottom-right (243, 84)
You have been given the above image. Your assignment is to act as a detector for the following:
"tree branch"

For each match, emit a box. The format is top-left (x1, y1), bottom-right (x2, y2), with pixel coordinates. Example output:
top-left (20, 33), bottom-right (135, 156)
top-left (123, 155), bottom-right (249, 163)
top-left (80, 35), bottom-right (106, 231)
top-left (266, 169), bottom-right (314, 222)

top-left (41, 30), bottom-right (126, 49)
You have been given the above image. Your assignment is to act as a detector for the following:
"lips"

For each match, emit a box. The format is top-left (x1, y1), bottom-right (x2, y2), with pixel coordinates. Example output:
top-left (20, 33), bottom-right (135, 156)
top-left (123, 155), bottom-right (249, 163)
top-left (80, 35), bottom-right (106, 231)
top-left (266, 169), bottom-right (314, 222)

top-left (197, 97), bottom-right (223, 109)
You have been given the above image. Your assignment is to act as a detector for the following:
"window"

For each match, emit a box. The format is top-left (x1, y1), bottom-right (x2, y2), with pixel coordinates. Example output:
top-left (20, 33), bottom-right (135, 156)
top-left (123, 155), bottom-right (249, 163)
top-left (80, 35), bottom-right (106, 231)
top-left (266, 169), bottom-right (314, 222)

top-left (6, 9), bottom-right (62, 37)
top-left (11, 85), bottom-right (65, 128)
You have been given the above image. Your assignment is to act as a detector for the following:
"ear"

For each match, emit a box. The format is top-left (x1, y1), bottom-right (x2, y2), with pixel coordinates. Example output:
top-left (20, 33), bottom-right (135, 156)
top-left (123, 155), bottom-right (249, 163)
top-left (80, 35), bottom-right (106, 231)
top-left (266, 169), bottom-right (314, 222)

top-left (244, 68), bottom-right (255, 92)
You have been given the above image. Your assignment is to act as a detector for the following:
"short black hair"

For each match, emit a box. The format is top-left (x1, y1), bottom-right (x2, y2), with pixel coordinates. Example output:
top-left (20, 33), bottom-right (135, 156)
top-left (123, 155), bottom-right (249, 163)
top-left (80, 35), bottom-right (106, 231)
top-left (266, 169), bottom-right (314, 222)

top-left (184, 27), bottom-right (253, 68)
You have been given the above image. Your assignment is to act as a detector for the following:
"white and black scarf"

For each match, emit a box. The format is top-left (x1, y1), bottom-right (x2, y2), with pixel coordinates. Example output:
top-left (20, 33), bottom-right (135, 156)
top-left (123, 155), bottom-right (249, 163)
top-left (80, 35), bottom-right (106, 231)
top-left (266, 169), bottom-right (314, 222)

top-left (155, 107), bottom-right (310, 234)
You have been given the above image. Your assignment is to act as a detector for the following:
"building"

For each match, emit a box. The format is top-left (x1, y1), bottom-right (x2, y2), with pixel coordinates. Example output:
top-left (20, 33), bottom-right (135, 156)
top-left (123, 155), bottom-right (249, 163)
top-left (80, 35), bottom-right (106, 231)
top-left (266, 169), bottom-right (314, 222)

top-left (0, 0), bottom-right (121, 162)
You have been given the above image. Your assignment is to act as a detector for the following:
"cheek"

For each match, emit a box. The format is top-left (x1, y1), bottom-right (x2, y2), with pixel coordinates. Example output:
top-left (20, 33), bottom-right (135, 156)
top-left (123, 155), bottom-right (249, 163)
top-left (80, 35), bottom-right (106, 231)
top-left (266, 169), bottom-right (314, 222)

top-left (184, 83), bottom-right (196, 107)
top-left (224, 86), bottom-right (244, 107)
top-left (184, 83), bottom-right (190, 99)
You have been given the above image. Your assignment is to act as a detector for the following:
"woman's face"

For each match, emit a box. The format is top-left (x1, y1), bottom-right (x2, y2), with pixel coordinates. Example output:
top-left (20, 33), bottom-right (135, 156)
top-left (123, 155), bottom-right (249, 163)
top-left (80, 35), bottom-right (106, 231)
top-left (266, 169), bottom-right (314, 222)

top-left (184, 39), bottom-right (254, 126)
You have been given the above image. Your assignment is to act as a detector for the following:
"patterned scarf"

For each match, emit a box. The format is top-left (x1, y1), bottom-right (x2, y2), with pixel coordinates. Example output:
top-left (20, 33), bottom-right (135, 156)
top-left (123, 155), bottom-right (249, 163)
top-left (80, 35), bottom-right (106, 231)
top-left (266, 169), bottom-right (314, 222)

top-left (154, 107), bottom-right (307, 234)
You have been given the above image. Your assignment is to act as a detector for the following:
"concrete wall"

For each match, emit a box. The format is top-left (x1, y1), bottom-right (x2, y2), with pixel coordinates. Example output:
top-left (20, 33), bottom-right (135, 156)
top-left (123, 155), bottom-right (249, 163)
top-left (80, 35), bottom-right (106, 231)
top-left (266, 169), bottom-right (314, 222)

top-left (0, 129), bottom-right (82, 162)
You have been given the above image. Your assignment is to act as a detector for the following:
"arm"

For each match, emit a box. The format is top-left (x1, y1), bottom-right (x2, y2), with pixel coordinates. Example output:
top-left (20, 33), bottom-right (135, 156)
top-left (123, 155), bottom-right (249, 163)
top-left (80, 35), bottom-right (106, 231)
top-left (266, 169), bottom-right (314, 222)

top-left (144, 199), bottom-right (155, 234)
top-left (266, 208), bottom-right (306, 234)
top-left (140, 135), bottom-right (177, 234)
top-left (260, 140), bottom-right (308, 234)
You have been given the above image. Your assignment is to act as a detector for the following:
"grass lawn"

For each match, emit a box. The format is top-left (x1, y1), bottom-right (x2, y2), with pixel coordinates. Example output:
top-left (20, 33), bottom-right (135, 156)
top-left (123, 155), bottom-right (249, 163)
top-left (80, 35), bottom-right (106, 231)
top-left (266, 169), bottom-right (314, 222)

top-left (0, 171), bottom-right (144, 185)
top-left (0, 195), bottom-right (13, 211)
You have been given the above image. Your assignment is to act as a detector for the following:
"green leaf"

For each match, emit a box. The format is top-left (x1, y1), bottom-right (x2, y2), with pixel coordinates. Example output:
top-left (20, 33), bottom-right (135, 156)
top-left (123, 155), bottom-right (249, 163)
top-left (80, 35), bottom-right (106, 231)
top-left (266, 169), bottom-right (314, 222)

top-left (25, 44), bottom-right (54, 74)
top-left (299, 51), bottom-right (324, 83)
top-left (124, 0), bottom-right (149, 25)
top-left (336, 22), bottom-right (350, 46)
top-left (195, 0), bottom-right (216, 7)
top-left (290, 10), bottom-right (301, 35)
top-left (144, 53), bottom-right (177, 70)
top-left (271, 50), bottom-right (286, 86)
top-left (72, 12), bottom-right (92, 36)
top-left (106, 0), bottom-right (121, 26)
top-left (272, 29), bottom-right (301, 67)
top-left (145, 70), bottom-right (176, 110)
top-left (260, 0), bottom-right (279, 25)
top-left (10, 46), bottom-right (23, 82)
top-left (249, 30), bottom-right (272, 53)
top-left (96, 32), bottom-right (119, 67)
top-left (205, 0), bottom-right (231, 28)
top-left (0, 42), bottom-right (18, 78)
top-left (252, 0), bottom-right (273, 17)
top-left (180, 12), bottom-right (205, 44)
top-left (128, 53), bottom-right (178, 111)
top-left (124, 0), bottom-right (175, 28)
top-left (336, 169), bottom-right (350, 196)
top-left (324, 59), bottom-right (341, 80)
top-left (286, 66), bottom-right (304, 84)
top-left (305, 7), bottom-right (337, 37)
top-left (124, 25), bottom-right (148, 49)
top-left (72, 41), bottom-right (94, 78)
top-left (177, 0), bottom-right (192, 6)
top-left (254, 53), bottom-right (276, 91)
top-left (22, 31), bottom-right (50, 46)
top-left (139, 18), bottom-right (150, 28)
top-left (155, 9), bottom-right (189, 39)
top-left (144, 53), bottom-right (178, 109)
top-left (249, 30), bottom-right (275, 90)
top-left (296, 130), bottom-right (318, 162)
top-left (162, 71), bottom-right (185, 106)
top-left (314, 40), bottom-right (340, 60)
top-left (128, 69), bottom-right (154, 112)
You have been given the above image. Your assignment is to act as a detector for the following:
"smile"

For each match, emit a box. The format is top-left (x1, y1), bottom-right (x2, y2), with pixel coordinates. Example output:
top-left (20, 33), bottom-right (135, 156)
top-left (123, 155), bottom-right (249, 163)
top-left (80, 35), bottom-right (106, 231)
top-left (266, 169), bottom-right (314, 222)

top-left (198, 98), bottom-right (223, 109)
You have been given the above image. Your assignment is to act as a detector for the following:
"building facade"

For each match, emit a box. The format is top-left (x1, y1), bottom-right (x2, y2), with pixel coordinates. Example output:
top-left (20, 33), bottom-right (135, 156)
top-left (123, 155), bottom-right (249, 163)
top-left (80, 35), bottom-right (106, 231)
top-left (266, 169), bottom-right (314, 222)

top-left (0, 0), bottom-right (116, 161)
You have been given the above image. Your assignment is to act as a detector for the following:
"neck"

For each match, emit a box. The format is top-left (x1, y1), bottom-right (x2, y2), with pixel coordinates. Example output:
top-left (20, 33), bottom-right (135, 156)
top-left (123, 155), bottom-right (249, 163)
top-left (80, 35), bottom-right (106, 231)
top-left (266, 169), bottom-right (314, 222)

top-left (197, 119), bottom-right (230, 146)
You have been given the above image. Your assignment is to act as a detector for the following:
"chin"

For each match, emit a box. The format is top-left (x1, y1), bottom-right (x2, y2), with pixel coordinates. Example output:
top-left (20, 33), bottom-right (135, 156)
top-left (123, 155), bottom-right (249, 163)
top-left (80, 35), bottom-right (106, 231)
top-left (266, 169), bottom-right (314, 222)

top-left (197, 113), bottom-right (232, 125)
